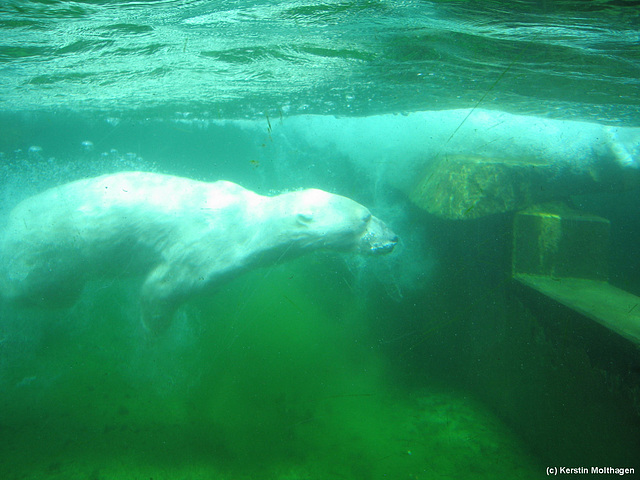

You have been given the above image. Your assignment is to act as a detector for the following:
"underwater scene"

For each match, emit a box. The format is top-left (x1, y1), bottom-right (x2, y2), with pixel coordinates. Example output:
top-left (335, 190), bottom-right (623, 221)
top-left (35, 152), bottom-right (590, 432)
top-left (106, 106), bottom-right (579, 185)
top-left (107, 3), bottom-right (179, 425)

top-left (1, 0), bottom-right (640, 479)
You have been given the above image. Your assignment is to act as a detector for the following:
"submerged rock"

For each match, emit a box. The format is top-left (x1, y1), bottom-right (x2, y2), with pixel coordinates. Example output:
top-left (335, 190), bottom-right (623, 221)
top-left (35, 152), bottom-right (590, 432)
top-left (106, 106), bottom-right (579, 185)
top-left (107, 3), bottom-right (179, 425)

top-left (408, 154), bottom-right (639, 220)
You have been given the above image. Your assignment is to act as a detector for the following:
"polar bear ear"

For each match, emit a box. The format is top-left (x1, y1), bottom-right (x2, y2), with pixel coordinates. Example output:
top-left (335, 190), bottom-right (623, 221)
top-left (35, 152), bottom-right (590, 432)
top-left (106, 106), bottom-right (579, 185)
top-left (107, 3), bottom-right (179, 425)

top-left (296, 212), bottom-right (313, 225)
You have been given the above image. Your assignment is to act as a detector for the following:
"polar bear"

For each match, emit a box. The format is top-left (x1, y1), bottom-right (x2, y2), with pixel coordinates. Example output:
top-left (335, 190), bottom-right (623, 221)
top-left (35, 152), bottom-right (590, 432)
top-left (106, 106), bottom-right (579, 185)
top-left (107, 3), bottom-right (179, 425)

top-left (0, 172), bottom-right (398, 333)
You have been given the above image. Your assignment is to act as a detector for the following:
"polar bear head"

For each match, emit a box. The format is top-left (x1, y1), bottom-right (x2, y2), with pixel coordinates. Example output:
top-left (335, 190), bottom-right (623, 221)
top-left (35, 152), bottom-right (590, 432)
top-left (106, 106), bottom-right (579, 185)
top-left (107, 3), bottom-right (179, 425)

top-left (277, 189), bottom-right (398, 255)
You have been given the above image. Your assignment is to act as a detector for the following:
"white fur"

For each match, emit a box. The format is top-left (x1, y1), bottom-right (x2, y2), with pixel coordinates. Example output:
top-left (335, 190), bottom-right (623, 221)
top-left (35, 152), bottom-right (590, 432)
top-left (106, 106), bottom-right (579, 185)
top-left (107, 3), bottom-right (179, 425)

top-left (0, 172), bottom-right (397, 332)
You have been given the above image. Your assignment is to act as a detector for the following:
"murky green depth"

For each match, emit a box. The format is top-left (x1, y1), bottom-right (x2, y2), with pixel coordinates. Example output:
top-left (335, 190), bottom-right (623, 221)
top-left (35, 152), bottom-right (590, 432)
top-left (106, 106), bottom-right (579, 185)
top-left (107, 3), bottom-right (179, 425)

top-left (0, 256), bottom-right (541, 479)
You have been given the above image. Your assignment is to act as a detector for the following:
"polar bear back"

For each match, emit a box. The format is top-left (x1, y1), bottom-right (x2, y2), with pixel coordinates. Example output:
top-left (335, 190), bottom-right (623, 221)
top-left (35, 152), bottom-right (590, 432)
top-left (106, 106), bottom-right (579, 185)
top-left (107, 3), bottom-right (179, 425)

top-left (0, 173), bottom-right (261, 304)
top-left (3, 172), bottom-right (259, 248)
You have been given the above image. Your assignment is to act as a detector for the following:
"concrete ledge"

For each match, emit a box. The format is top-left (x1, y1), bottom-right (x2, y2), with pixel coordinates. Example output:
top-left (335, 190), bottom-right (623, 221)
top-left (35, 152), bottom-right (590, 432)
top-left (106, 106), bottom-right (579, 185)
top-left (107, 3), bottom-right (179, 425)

top-left (514, 273), bottom-right (640, 345)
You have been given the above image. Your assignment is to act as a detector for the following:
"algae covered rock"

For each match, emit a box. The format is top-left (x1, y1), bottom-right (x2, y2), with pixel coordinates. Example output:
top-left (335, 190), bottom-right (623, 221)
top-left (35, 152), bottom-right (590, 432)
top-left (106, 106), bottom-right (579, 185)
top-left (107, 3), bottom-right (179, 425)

top-left (408, 155), bottom-right (636, 220)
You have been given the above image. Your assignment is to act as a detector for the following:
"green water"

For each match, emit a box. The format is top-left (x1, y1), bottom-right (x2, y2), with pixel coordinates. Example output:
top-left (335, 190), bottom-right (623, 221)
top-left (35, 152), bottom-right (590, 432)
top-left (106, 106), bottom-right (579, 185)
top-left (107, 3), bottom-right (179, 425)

top-left (1, 0), bottom-right (640, 479)
top-left (0, 258), bottom-right (543, 479)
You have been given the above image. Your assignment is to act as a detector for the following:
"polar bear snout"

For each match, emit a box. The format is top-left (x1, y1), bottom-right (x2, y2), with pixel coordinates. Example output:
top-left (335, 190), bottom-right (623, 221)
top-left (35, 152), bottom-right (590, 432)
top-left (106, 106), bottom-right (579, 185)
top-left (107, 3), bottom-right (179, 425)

top-left (359, 215), bottom-right (398, 255)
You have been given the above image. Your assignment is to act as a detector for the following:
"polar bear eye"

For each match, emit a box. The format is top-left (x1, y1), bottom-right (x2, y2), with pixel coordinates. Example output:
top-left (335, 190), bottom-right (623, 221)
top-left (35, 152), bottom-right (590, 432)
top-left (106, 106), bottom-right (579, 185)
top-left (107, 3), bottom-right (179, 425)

top-left (297, 213), bottom-right (313, 224)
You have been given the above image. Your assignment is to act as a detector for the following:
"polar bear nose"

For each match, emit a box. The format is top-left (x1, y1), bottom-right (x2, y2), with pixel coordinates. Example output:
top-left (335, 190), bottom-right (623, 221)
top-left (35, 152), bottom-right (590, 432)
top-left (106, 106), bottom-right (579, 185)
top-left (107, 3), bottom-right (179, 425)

top-left (363, 230), bottom-right (398, 255)
top-left (372, 234), bottom-right (398, 254)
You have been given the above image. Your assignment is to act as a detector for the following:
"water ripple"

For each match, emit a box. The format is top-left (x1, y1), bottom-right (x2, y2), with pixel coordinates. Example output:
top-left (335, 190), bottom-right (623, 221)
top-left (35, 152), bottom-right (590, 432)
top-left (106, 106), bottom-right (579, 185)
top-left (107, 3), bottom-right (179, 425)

top-left (0, 0), bottom-right (638, 121)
